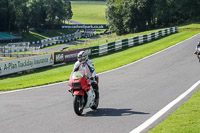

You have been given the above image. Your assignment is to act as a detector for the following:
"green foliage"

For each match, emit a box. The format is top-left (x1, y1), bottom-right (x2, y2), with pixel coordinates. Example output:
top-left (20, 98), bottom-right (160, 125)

top-left (106, 0), bottom-right (155, 35)
top-left (0, 0), bottom-right (73, 32)
top-left (106, 0), bottom-right (200, 35)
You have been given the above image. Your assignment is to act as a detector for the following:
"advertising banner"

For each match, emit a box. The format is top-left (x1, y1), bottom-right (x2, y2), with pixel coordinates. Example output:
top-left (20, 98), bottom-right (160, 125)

top-left (43, 24), bottom-right (108, 29)
top-left (54, 48), bottom-right (91, 64)
top-left (61, 24), bottom-right (108, 29)
top-left (0, 54), bottom-right (54, 76)
top-left (54, 52), bottom-right (65, 64)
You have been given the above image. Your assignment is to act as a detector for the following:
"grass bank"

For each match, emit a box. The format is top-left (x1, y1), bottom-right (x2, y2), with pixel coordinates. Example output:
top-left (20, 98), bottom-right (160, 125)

top-left (0, 30), bottom-right (199, 91)
top-left (149, 88), bottom-right (200, 133)
top-left (22, 29), bottom-right (75, 42)
top-left (71, 1), bottom-right (107, 24)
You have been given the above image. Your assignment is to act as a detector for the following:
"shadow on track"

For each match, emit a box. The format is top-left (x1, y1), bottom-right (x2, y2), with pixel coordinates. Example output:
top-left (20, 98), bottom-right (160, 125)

top-left (84, 108), bottom-right (150, 117)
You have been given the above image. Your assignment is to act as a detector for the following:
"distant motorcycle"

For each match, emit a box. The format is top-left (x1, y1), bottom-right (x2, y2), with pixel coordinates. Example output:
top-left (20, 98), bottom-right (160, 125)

top-left (194, 48), bottom-right (200, 62)
top-left (68, 71), bottom-right (99, 115)
top-left (195, 42), bottom-right (200, 62)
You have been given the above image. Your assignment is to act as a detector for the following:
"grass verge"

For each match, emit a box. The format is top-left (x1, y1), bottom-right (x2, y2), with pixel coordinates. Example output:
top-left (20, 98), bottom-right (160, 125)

top-left (149, 89), bottom-right (200, 133)
top-left (0, 57), bottom-right (16, 61)
top-left (0, 30), bottom-right (199, 91)
top-left (22, 29), bottom-right (75, 42)
top-left (71, 1), bottom-right (107, 24)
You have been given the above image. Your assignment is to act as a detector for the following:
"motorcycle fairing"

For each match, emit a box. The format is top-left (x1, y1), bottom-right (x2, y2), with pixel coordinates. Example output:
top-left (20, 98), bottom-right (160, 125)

top-left (84, 87), bottom-right (96, 109)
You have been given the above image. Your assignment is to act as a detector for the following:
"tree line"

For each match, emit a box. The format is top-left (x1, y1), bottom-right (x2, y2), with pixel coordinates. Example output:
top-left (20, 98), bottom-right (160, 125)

top-left (71, 0), bottom-right (106, 2)
top-left (0, 0), bottom-right (73, 32)
top-left (106, 0), bottom-right (200, 35)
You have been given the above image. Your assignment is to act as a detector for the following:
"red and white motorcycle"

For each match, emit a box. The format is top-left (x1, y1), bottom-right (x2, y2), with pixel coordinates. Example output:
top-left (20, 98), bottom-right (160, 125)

top-left (194, 49), bottom-right (200, 62)
top-left (68, 71), bottom-right (99, 115)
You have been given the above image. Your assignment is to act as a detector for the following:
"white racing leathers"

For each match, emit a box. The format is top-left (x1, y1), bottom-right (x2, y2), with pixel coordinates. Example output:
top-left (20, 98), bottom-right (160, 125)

top-left (73, 59), bottom-right (96, 82)
top-left (73, 59), bottom-right (99, 99)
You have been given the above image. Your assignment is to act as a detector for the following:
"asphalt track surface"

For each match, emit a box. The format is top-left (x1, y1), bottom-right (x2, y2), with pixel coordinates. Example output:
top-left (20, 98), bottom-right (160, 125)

top-left (1, 34), bottom-right (200, 133)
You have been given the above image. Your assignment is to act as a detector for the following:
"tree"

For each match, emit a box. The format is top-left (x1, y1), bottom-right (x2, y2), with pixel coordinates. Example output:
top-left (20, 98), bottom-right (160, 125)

top-left (106, 0), bottom-right (125, 35)
top-left (29, 0), bottom-right (46, 30)
top-left (6, 0), bottom-right (16, 32)
top-left (0, 0), bottom-right (9, 31)
top-left (106, 0), bottom-right (154, 35)
top-left (0, 0), bottom-right (73, 32)
top-left (175, 0), bottom-right (200, 21)
top-left (65, 0), bottom-right (73, 23)
top-left (45, 0), bottom-right (72, 25)
top-left (15, 0), bottom-right (30, 32)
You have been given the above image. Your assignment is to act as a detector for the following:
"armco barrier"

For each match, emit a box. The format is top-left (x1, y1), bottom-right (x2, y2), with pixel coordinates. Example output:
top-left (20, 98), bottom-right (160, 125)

top-left (54, 27), bottom-right (178, 64)
top-left (90, 27), bottom-right (178, 57)
top-left (35, 32), bottom-right (82, 49)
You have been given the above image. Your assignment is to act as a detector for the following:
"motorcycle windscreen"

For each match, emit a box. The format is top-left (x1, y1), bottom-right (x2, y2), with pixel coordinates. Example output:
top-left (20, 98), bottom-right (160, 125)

top-left (71, 71), bottom-right (83, 79)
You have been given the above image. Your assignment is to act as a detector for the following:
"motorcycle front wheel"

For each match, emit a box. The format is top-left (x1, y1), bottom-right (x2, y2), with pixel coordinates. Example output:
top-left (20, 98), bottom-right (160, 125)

top-left (90, 98), bottom-right (99, 110)
top-left (73, 95), bottom-right (84, 116)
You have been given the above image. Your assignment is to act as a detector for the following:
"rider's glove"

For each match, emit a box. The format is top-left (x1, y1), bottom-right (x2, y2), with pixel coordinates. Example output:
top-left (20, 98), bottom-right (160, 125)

top-left (90, 77), bottom-right (97, 84)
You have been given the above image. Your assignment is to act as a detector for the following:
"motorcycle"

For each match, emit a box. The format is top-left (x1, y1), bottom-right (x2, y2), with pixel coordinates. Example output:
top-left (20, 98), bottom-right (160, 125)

top-left (194, 49), bottom-right (200, 62)
top-left (68, 71), bottom-right (99, 115)
top-left (194, 43), bottom-right (200, 62)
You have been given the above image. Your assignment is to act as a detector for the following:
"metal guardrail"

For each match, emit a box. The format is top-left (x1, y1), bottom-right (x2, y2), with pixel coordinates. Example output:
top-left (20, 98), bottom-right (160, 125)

top-left (39, 31), bottom-right (83, 48)
top-left (90, 27), bottom-right (178, 57)
top-left (0, 31), bottom-right (90, 57)
top-left (54, 27), bottom-right (178, 64)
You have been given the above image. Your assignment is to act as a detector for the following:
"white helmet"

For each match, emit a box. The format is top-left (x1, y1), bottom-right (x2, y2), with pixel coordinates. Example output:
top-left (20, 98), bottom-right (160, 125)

top-left (77, 51), bottom-right (88, 63)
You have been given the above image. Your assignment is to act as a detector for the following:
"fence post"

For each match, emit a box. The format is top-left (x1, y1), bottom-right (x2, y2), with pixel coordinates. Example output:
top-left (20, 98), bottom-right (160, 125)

top-left (91, 46), bottom-right (99, 57)
top-left (108, 42), bottom-right (115, 54)
top-left (122, 39), bottom-right (128, 49)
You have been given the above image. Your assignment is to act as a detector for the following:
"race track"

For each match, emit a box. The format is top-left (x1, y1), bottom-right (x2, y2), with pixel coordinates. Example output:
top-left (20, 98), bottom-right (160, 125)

top-left (1, 34), bottom-right (200, 133)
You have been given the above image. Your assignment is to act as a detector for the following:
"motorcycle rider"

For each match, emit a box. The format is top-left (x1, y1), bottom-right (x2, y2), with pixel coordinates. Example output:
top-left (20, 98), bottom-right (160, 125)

top-left (194, 41), bottom-right (200, 62)
top-left (195, 41), bottom-right (200, 54)
top-left (73, 51), bottom-right (99, 100)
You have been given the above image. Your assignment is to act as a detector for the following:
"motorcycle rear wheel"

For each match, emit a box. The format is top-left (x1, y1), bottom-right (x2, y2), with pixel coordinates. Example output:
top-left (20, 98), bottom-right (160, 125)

top-left (73, 95), bottom-right (84, 116)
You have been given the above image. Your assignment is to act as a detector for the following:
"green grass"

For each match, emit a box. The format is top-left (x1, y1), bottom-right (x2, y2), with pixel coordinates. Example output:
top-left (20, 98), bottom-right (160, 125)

top-left (0, 30), bottom-right (199, 91)
top-left (29, 31), bottom-right (49, 39)
top-left (22, 31), bottom-right (47, 42)
top-left (0, 57), bottom-right (16, 61)
top-left (179, 23), bottom-right (200, 29)
top-left (149, 89), bottom-right (200, 133)
top-left (22, 29), bottom-right (76, 42)
top-left (71, 1), bottom-right (107, 24)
